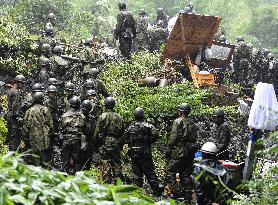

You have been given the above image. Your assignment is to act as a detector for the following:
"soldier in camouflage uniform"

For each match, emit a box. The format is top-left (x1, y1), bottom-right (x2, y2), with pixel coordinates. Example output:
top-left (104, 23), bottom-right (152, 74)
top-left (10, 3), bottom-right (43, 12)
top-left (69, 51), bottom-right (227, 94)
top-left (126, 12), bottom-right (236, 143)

top-left (44, 85), bottom-right (63, 170)
top-left (22, 92), bottom-right (53, 166)
top-left (154, 8), bottom-right (169, 29)
top-left (21, 83), bottom-right (44, 117)
top-left (123, 107), bottom-right (163, 196)
top-left (40, 43), bottom-right (52, 60)
top-left (165, 103), bottom-right (198, 203)
top-left (7, 75), bottom-right (26, 151)
top-left (86, 89), bottom-right (103, 119)
top-left (63, 82), bottom-right (76, 112)
top-left (134, 9), bottom-right (150, 51)
top-left (88, 68), bottom-right (109, 98)
top-left (233, 37), bottom-right (251, 85)
top-left (79, 38), bottom-right (103, 80)
top-left (45, 13), bottom-right (56, 29)
top-left (93, 97), bottom-right (124, 183)
top-left (38, 57), bottom-right (53, 89)
top-left (208, 109), bottom-right (231, 160)
top-left (114, 1), bottom-right (136, 60)
top-left (60, 96), bottom-right (85, 173)
top-left (41, 27), bottom-right (56, 48)
top-left (49, 45), bottom-right (68, 82)
top-left (80, 100), bottom-right (95, 169)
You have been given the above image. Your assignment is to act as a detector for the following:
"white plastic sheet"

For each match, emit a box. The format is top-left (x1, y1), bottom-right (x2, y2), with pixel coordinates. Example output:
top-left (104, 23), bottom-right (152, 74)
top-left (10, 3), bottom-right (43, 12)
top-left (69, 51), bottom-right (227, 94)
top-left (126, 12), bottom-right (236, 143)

top-left (248, 83), bottom-right (278, 130)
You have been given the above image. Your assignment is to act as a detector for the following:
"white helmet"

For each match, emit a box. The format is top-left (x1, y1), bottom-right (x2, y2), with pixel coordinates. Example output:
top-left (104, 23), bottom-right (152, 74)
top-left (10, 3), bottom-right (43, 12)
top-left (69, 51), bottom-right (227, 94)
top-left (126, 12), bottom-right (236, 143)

top-left (201, 142), bottom-right (217, 154)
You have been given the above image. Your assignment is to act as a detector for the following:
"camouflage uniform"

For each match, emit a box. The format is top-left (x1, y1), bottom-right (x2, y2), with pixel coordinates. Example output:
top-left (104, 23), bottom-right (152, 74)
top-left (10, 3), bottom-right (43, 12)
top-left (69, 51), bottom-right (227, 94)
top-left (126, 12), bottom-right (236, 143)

top-left (41, 36), bottom-right (57, 48)
top-left (149, 23), bottom-right (168, 53)
top-left (93, 111), bottom-right (124, 183)
top-left (165, 117), bottom-right (198, 202)
top-left (124, 121), bottom-right (162, 195)
top-left (88, 78), bottom-right (109, 98)
top-left (20, 92), bottom-right (33, 117)
top-left (79, 46), bottom-right (101, 79)
top-left (134, 15), bottom-right (150, 51)
top-left (154, 10), bottom-right (169, 29)
top-left (49, 54), bottom-right (69, 82)
top-left (60, 108), bottom-right (85, 173)
top-left (233, 43), bottom-right (251, 85)
top-left (114, 9), bottom-right (136, 59)
top-left (6, 87), bottom-right (24, 151)
top-left (81, 111), bottom-right (96, 170)
top-left (22, 104), bottom-right (53, 166)
top-left (209, 123), bottom-right (231, 159)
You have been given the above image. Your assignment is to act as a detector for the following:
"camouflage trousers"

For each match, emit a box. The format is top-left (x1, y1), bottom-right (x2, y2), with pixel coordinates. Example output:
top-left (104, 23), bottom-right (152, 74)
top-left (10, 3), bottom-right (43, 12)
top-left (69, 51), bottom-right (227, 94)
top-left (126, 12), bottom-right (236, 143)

top-left (95, 148), bottom-right (123, 184)
top-left (7, 119), bottom-right (21, 151)
top-left (165, 157), bottom-right (194, 203)
top-left (61, 139), bottom-right (81, 174)
top-left (119, 37), bottom-right (132, 60)
top-left (130, 154), bottom-right (162, 196)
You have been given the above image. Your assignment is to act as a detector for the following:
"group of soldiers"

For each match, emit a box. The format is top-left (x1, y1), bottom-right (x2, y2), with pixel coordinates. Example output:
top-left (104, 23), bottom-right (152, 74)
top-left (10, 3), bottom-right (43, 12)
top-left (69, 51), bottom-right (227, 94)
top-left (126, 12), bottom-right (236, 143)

top-left (114, 1), bottom-right (169, 59)
top-left (231, 36), bottom-right (277, 89)
top-left (7, 71), bottom-right (231, 203)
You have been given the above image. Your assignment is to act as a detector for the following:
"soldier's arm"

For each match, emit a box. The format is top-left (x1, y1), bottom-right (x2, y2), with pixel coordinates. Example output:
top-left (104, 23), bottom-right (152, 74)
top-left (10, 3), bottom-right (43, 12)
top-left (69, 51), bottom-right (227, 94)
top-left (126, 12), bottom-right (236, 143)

top-left (131, 15), bottom-right (137, 38)
top-left (149, 125), bottom-right (159, 143)
top-left (220, 125), bottom-right (231, 152)
top-left (10, 91), bottom-right (18, 117)
top-left (22, 110), bottom-right (30, 145)
top-left (93, 115), bottom-right (104, 145)
top-left (168, 120), bottom-right (179, 148)
top-left (98, 80), bottom-right (109, 98)
top-left (45, 107), bottom-right (54, 134)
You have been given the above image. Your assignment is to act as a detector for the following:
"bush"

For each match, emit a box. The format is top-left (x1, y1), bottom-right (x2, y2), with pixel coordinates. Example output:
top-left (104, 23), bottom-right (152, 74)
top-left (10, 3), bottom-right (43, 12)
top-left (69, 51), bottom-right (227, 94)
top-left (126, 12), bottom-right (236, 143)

top-left (0, 152), bottom-right (173, 205)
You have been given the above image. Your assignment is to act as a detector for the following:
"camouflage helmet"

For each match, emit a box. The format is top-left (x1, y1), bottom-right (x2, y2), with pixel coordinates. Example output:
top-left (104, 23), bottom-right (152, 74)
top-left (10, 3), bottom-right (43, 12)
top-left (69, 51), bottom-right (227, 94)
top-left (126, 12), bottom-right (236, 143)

top-left (47, 85), bottom-right (57, 93)
top-left (219, 35), bottom-right (227, 42)
top-left (104, 97), bottom-right (116, 109)
top-left (236, 36), bottom-right (244, 42)
top-left (32, 83), bottom-right (44, 92)
top-left (81, 100), bottom-right (93, 112)
top-left (86, 89), bottom-right (97, 97)
top-left (64, 82), bottom-right (75, 91)
top-left (267, 53), bottom-right (274, 60)
top-left (41, 43), bottom-right (51, 52)
top-left (32, 92), bottom-right (44, 103)
top-left (212, 109), bottom-right (225, 118)
top-left (40, 57), bottom-right (51, 66)
top-left (48, 78), bottom-right (58, 85)
top-left (45, 27), bottom-right (54, 34)
top-left (69, 96), bottom-right (81, 109)
top-left (118, 1), bottom-right (126, 10)
top-left (134, 107), bottom-right (145, 119)
top-left (47, 13), bottom-right (56, 20)
top-left (14, 74), bottom-right (26, 83)
top-left (139, 9), bottom-right (146, 15)
top-left (84, 38), bottom-right (93, 46)
top-left (178, 103), bottom-right (191, 113)
top-left (89, 68), bottom-right (100, 77)
top-left (84, 79), bottom-right (94, 89)
top-left (52, 45), bottom-right (63, 54)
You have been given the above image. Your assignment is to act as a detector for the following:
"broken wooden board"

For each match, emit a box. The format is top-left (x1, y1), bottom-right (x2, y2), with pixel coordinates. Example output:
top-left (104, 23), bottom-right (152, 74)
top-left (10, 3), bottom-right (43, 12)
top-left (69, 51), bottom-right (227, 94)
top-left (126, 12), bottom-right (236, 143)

top-left (162, 13), bottom-right (221, 62)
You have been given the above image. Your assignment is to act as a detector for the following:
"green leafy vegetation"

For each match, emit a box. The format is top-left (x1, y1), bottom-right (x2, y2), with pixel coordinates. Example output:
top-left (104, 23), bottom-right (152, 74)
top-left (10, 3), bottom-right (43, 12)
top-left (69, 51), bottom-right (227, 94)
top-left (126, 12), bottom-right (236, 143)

top-left (0, 152), bottom-right (172, 205)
